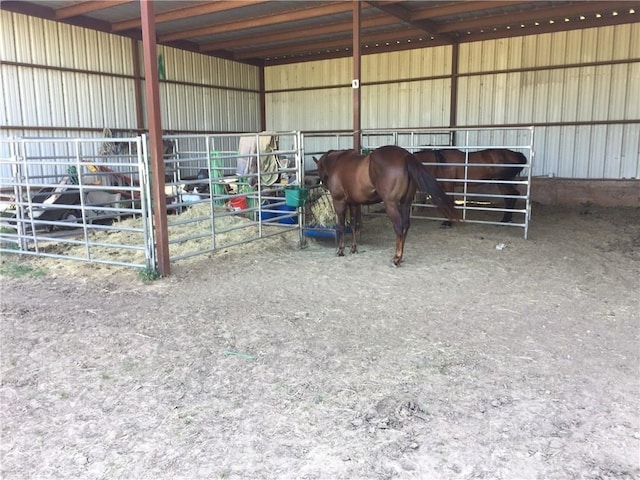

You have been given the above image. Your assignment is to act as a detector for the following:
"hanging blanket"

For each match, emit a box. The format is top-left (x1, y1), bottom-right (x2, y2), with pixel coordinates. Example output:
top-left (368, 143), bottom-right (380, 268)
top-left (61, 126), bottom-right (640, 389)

top-left (236, 133), bottom-right (280, 186)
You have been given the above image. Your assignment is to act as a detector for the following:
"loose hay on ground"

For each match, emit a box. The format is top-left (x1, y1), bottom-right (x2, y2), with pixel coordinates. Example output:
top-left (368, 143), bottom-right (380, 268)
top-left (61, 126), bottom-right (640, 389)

top-left (5, 202), bottom-right (304, 276)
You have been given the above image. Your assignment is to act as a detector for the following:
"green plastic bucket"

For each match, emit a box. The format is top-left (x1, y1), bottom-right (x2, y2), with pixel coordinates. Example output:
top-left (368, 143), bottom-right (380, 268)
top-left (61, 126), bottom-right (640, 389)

top-left (209, 152), bottom-right (227, 205)
top-left (284, 186), bottom-right (309, 208)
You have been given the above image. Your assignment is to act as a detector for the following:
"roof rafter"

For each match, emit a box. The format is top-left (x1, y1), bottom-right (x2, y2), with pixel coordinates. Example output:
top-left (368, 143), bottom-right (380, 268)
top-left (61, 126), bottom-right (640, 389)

top-left (366, 0), bottom-right (453, 40)
top-left (54, 0), bottom-right (134, 20)
top-left (112, 0), bottom-right (270, 33)
top-left (411, 0), bottom-right (532, 21)
top-left (200, 14), bottom-right (397, 53)
top-left (235, 26), bottom-right (433, 60)
top-left (439, 1), bottom-right (634, 33)
top-left (159, 2), bottom-right (356, 43)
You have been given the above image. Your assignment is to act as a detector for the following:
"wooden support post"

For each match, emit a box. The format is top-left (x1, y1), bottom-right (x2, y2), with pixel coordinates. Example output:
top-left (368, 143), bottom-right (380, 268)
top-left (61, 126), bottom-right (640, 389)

top-left (140, 0), bottom-right (170, 276)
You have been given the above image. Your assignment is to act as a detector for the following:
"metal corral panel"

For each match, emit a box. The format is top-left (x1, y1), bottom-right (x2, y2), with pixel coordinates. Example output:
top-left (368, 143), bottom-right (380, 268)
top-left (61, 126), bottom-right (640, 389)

top-left (362, 45), bottom-right (452, 81)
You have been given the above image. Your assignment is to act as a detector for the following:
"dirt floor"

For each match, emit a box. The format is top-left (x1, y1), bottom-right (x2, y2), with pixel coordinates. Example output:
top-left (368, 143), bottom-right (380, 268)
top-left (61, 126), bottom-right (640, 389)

top-left (1, 204), bottom-right (639, 480)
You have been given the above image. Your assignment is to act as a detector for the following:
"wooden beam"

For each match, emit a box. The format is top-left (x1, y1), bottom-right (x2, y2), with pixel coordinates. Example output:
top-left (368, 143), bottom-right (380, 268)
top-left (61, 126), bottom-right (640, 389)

top-left (140, 0), bottom-right (170, 277)
top-left (159, 2), bottom-right (355, 43)
top-left (112, 0), bottom-right (269, 32)
top-left (54, 0), bottom-right (134, 20)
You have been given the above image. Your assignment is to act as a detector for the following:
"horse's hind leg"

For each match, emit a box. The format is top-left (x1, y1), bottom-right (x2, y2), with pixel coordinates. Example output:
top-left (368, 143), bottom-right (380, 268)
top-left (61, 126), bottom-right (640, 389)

top-left (333, 200), bottom-right (348, 256)
top-left (348, 204), bottom-right (361, 254)
top-left (498, 184), bottom-right (521, 223)
top-left (439, 182), bottom-right (454, 228)
top-left (385, 204), bottom-right (406, 266)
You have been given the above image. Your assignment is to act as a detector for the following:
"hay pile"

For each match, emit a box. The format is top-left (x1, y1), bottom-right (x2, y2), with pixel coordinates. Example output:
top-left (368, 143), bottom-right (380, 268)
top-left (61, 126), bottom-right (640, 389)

top-left (307, 192), bottom-right (337, 227)
top-left (20, 202), bottom-right (302, 275)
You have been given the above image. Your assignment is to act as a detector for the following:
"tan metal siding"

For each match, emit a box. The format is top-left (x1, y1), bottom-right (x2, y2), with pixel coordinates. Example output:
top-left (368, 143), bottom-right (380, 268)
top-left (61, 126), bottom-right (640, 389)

top-left (457, 24), bottom-right (639, 179)
top-left (1, 11), bottom-right (260, 135)
top-left (264, 58), bottom-right (351, 90)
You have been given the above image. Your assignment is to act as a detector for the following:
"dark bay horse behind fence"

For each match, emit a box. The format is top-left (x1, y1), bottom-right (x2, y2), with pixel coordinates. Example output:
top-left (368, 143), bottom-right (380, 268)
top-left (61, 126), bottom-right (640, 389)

top-left (414, 148), bottom-right (527, 227)
top-left (314, 145), bottom-right (459, 266)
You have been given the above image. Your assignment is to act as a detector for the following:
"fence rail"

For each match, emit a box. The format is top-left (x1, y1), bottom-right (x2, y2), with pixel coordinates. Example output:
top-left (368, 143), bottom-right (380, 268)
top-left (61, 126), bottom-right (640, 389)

top-left (303, 127), bottom-right (534, 239)
top-left (0, 132), bottom-right (307, 270)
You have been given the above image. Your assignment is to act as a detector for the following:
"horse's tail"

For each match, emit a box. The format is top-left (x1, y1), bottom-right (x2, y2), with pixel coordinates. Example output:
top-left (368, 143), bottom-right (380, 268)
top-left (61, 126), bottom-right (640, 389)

top-left (407, 154), bottom-right (460, 222)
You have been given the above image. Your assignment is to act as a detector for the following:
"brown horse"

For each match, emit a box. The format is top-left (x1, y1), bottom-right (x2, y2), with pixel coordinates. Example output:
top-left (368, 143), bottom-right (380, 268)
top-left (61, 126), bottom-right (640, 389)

top-left (414, 148), bottom-right (527, 227)
top-left (313, 145), bottom-right (459, 266)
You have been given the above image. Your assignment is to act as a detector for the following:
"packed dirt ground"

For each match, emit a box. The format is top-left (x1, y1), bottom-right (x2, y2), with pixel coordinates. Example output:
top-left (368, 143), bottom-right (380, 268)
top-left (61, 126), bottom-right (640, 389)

top-left (1, 203), bottom-right (639, 479)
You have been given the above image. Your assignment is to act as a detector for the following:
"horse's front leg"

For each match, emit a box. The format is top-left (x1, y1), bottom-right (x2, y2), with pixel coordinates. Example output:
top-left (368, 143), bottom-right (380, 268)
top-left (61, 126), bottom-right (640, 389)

top-left (348, 204), bottom-right (361, 254)
top-left (333, 200), bottom-right (347, 257)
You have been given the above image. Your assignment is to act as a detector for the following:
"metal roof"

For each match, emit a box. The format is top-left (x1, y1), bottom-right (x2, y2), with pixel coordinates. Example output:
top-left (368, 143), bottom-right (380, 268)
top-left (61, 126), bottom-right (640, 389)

top-left (2, 1), bottom-right (638, 65)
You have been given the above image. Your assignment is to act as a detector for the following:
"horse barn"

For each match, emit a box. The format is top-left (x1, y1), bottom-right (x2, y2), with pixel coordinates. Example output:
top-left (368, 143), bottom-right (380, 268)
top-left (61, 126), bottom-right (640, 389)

top-left (1, 2), bottom-right (639, 480)
top-left (0, 0), bottom-right (638, 275)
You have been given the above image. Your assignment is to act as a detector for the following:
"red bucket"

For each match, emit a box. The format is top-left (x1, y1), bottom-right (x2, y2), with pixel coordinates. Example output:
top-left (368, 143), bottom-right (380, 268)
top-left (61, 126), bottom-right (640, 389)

top-left (229, 196), bottom-right (248, 210)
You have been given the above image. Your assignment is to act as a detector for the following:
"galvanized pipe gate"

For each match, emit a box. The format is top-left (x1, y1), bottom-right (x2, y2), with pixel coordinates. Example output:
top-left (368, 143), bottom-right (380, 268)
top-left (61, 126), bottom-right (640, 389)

top-left (304, 127), bottom-right (534, 239)
top-left (0, 132), bottom-right (306, 272)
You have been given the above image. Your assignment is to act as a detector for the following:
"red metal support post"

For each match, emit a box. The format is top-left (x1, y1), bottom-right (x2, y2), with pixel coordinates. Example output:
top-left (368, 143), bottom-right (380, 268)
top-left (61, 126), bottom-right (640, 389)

top-left (140, 0), bottom-right (170, 276)
top-left (352, 0), bottom-right (361, 153)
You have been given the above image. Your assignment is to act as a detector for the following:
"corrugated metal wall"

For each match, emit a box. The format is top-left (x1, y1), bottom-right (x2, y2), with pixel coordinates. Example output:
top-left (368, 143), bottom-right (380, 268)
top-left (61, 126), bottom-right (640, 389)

top-left (156, 45), bottom-right (260, 132)
top-left (457, 24), bottom-right (640, 179)
top-left (265, 24), bottom-right (639, 180)
top-left (1, 12), bottom-right (137, 132)
top-left (0, 11), bottom-right (261, 138)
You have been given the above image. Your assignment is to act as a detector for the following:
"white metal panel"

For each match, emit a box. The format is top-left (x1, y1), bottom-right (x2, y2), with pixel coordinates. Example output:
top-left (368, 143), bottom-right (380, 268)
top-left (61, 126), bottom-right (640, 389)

top-left (1, 65), bottom-right (22, 125)
top-left (0, 11), bottom-right (17, 62)
top-left (1, 12), bottom-right (127, 74)
top-left (620, 124), bottom-right (640, 179)
top-left (460, 24), bottom-right (640, 72)
top-left (158, 45), bottom-right (259, 91)
top-left (265, 57), bottom-right (351, 90)
top-left (623, 62), bottom-right (640, 120)
top-left (267, 88), bottom-right (351, 131)
top-left (362, 78), bottom-right (450, 129)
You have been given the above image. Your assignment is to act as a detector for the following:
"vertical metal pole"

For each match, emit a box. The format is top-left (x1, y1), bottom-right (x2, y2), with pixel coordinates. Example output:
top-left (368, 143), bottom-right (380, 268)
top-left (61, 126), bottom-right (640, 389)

top-left (140, 0), bottom-right (170, 276)
top-left (449, 42), bottom-right (459, 145)
top-left (352, 0), bottom-right (361, 152)
top-left (131, 38), bottom-right (145, 131)
top-left (259, 67), bottom-right (266, 131)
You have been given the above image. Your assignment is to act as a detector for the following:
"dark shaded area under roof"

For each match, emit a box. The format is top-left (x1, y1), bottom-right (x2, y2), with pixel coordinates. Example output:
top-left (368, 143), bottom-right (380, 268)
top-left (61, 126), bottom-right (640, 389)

top-left (2, 1), bottom-right (638, 65)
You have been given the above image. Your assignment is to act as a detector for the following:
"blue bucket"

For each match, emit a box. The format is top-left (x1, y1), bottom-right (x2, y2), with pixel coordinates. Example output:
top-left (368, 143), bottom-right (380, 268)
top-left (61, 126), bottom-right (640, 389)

top-left (260, 201), bottom-right (297, 224)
